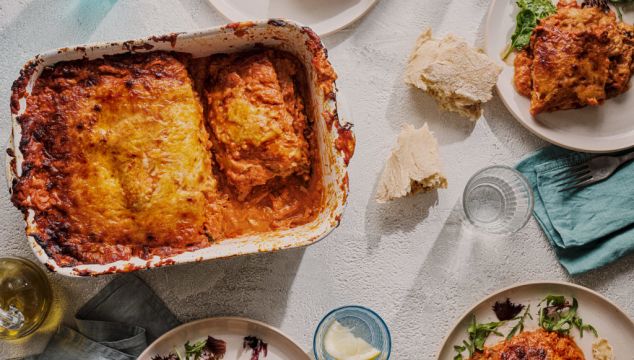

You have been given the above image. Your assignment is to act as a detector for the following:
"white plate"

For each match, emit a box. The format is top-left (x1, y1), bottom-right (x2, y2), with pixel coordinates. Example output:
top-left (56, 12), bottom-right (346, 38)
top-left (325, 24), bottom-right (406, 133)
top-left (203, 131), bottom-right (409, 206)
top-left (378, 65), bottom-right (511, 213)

top-left (437, 281), bottom-right (634, 359)
top-left (207, 0), bottom-right (378, 36)
top-left (485, 0), bottom-right (634, 153)
top-left (138, 317), bottom-right (310, 360)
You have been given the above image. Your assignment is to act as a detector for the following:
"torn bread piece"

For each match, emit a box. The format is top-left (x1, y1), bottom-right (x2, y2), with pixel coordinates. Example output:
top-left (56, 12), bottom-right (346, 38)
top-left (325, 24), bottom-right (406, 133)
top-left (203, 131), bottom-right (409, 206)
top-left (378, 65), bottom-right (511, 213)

top-left (405, 28), bottom-right (501, 121)
top-left (377, 123), bottom-right (447, 203)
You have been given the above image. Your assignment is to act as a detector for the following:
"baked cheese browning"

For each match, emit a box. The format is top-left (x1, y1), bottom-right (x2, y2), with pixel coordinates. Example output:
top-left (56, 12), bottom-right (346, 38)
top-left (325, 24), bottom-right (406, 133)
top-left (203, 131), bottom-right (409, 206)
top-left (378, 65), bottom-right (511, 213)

top-left (206, 51), bottom-right (311, 200)
top-left (515, 0), bottom-right (634, 115)
top-left (470, 329), bottom-right (585, 360)
top-left (205, 50), bottom-right (324, 239)
top-left (12, 52), bottom-right (216, 265)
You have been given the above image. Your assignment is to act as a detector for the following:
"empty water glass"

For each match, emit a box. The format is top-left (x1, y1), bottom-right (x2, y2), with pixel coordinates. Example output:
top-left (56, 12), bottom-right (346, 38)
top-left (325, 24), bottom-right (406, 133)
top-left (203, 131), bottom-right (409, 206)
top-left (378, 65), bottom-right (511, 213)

top-left (462, 165), bottom-right (533, 235)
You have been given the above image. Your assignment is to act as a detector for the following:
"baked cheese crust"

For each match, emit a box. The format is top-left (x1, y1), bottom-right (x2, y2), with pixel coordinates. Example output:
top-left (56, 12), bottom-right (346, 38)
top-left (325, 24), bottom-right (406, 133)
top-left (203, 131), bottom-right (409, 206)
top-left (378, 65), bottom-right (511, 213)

top-left (12, 52), bottom-right (216, 266)
top-left (515, 1), bottom-right (634, 115)
top-left (471, 329), bottom-right (584, 360)
top-left (205, 51), bottom-right (324, 239)
top-left (206, 51), bottom-right (311, 200)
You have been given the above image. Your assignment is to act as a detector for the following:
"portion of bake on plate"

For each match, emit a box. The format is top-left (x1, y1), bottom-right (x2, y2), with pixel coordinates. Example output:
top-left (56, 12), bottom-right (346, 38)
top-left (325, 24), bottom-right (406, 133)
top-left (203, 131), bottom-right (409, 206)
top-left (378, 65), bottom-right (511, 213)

top-left (470, 329), bottom-right (584, 360)
top-left (515, 0), bottom-right (634, 115)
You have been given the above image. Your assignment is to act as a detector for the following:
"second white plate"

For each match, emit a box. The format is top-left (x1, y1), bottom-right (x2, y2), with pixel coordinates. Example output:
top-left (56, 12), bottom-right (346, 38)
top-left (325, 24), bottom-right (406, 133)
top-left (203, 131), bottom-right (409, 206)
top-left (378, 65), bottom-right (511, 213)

top-left (208, 0), bottom-right (378, 36)
top-left (437, 281), bottom-right (634, 359)
top-left (138, 317), bottom-right (310, 360)
top-left (485, 0), bottom-right (634, 153)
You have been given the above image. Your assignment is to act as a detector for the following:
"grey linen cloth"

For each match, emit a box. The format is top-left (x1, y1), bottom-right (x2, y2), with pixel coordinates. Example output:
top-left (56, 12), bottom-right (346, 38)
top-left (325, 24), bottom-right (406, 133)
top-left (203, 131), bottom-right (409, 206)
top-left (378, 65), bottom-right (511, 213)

top-left (29, 274), bottom-right (180, 360)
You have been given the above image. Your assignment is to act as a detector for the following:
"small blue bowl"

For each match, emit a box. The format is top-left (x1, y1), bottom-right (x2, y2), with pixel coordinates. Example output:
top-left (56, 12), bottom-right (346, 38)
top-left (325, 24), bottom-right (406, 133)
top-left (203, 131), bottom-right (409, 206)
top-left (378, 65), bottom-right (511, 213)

top-left (313, 305), bottom-right (391, 360)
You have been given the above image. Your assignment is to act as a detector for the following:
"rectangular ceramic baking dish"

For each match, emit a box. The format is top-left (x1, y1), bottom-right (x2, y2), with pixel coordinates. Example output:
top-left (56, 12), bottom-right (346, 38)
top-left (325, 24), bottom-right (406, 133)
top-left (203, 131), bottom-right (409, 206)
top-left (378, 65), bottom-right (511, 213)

top-left (7, 20), bottom-right (354, 277)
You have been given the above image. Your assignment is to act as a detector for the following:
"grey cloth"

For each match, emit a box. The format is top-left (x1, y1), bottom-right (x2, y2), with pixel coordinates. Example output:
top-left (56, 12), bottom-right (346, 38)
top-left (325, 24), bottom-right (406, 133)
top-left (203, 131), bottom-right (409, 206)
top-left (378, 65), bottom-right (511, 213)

top-left (29, 274), bottom-right (181, 360)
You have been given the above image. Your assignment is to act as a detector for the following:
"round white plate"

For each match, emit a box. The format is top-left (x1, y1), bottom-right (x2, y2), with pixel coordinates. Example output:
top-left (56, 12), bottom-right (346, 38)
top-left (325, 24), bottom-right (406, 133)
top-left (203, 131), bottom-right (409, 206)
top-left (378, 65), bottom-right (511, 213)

top-left (485, 0), bottom-right (634, 153)
top-left (437, 281), bottom-right (634, 359)
top-left (138, 317), bottom-right (310, 360)
top-left (208, 0), bottom-right (378, 36)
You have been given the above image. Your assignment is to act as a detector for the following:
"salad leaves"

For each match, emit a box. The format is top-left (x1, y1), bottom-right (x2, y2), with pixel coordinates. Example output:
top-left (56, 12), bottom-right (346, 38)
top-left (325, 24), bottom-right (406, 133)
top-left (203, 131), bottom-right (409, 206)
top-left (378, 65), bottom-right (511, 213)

top-left (453, 295), bottom-right (597, 359)
top-left (152, 336), bottom-right (226, 360)
top-left (503, 0), bottom-right (557, 59)
top-left (506, 304), bottom-right (532, 340)
top-left (453, 316), bottom-right (505, 360)
top-left (609, 0), bottom-right (634, 19)
top-left (538, 295), bottom-right (598, 337)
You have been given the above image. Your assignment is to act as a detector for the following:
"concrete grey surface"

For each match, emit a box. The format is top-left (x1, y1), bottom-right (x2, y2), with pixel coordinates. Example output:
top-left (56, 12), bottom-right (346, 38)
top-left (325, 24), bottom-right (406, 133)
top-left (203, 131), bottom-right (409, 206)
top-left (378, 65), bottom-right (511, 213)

top-left (0, 0), bottom-right (633, 359)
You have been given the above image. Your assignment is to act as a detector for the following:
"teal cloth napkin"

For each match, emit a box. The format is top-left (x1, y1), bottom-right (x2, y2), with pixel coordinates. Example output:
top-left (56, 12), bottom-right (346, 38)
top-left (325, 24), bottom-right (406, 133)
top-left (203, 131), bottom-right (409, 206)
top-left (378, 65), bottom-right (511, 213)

top-left (28, 274), bottom-right (180, 360)
top-left (516, 146), bottom-right (634, 275)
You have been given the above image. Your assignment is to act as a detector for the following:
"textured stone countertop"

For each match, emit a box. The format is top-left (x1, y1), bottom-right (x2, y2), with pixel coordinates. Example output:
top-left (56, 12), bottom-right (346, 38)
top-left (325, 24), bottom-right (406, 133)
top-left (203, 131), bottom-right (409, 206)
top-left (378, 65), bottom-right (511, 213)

top-left (1, 0), bottom-right (633, 359)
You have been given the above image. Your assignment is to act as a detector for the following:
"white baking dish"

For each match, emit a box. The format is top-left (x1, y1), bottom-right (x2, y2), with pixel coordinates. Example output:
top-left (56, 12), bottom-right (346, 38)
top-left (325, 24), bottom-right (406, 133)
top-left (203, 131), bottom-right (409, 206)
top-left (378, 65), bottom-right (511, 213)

top-left (7, 20), bottom-right (354, 277)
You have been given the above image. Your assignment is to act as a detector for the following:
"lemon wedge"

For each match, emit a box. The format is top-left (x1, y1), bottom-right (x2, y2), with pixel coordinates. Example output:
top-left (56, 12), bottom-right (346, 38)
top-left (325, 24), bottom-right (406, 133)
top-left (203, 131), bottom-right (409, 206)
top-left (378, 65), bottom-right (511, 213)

top-left (324, 321), bottom-right (381, 360)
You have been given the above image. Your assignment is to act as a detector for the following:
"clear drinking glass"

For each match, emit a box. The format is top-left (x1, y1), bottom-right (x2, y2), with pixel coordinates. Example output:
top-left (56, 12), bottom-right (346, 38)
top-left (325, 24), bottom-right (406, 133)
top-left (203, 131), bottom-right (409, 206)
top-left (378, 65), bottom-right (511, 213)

top-left (313, 305), bottom-right (391, 360)
top-left (0, 257), bottom-right (52, 340)
top-left (462, 165), bottom-right (533, 235)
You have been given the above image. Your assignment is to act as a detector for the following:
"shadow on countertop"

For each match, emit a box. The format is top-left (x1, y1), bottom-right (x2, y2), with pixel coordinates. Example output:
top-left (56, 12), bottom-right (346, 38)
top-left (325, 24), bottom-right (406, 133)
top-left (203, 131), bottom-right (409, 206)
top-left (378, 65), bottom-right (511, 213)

top-left (364, 185), bottom-right (440, 254)
top-left (391, 199), bottom-right (634, 356)
top-left (0, 0), bottom-right (116, 52)
top-left (138, 247), bottom-right (306, 329)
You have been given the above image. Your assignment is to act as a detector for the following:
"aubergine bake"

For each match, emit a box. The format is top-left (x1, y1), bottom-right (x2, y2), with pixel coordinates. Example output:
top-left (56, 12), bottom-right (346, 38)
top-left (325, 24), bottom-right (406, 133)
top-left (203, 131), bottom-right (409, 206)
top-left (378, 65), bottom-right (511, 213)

top-left (11, 49), bottom-right (329, 266)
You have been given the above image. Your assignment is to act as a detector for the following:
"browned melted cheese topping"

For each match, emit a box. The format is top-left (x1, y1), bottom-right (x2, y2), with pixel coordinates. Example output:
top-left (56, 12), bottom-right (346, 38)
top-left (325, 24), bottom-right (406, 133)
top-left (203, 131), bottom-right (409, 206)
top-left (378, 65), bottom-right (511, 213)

top-left (205, 51), bottom-right (323, 239)
top-left (514, 0), bottom-right (634, 115)
top-left (471, 329), bottom-right (585, 360)
top-left (12, 50), bottom-right (325, 266)
top-left (207, 51), bottom-right (311, 200)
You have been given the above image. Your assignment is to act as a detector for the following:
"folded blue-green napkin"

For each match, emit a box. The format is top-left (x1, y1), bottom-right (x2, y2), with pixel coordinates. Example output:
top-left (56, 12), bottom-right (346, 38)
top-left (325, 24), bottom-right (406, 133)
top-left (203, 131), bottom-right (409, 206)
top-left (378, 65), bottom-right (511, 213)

top-left (516, 146), bottom-right (634, 275)
top-left (28, 274), bottom-right (180, 360)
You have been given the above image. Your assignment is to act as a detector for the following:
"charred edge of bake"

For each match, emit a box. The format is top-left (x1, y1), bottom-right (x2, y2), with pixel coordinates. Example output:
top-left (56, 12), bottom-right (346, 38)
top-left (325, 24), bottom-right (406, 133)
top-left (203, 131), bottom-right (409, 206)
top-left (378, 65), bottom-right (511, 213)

top-left (301, 26), bottom-right (325, 55)
top-left (268, 19), bottom-right (287, 27)
top-left (73, 268), bottom-right (93, 276)
top-left (44, 262), bottom-right (57, 272)
top-left (149, 33), bottom-right (182, 48)
top-left (224, 21), bottom-right (256, 37)
top-left (333, 111), bottom-right (355, 166)
top-left (323, 110), bottom-right (337, 129)
top-left (29, 233), bottom-right (53, 260)
top-left (122, 40), bottom-right (154, 53)
top-left (11, 58), bottom-right (41, 114)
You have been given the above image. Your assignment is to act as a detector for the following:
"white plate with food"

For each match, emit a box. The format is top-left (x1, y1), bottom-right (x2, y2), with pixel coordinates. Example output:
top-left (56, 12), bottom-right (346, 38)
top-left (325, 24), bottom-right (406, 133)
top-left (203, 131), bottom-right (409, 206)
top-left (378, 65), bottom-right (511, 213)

top-left (139, 317), bottom-right (310, 360)
top-left (485, 0), bottom-right (634, 152)
top-left (437, 281), bottom-right (634, 359)
top-left (207, 0), bottom-right (378, 36)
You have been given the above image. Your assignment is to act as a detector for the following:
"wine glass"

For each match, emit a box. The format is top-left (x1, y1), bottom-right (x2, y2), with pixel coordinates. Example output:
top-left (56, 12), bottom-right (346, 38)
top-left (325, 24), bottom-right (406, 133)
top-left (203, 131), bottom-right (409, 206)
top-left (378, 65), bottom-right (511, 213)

top-left (0, 257), bottom-right (52, 340)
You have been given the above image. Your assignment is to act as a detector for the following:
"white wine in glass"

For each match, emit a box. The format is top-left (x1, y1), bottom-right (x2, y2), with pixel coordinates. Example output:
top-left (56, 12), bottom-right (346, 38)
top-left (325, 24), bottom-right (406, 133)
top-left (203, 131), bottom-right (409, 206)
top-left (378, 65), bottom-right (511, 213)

top-left (0, 257), bottom-right (52, 340)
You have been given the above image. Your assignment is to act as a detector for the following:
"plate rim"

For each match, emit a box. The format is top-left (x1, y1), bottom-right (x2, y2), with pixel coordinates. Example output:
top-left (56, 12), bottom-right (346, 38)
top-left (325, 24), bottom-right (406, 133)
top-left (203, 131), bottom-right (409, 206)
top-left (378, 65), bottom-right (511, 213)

top-left (484, 0), bottom-right (634, 153)
top-left (435, 280), bottom-right (634, 359)
top-left (206, 0), bottom-right (380, 36)
top-left (138, 316), bottom-right (310, 360)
